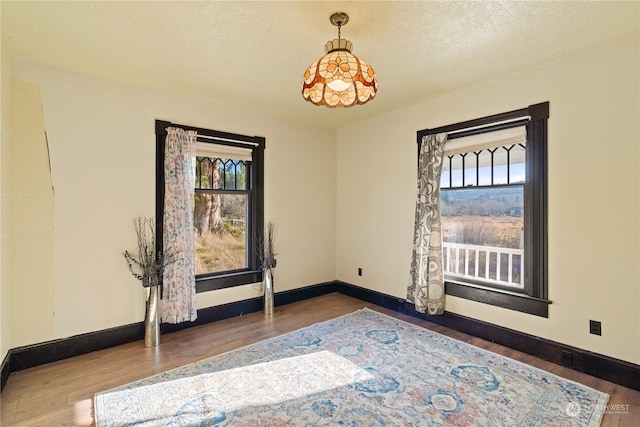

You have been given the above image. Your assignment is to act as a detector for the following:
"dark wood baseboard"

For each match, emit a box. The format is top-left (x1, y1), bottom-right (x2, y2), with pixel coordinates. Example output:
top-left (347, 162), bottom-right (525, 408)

top-left (2, 280), bottom-right (639, 393)
top-left (1, 321), bottom-right (144, 391)
top-left (0, 281), bottom-right (334, 391)
top-left (161, 281), bottom-right (338, 335)
top-left (335, 281), bottom-right (640, 392)
top-left (1, 352), bottom-right (9, 392)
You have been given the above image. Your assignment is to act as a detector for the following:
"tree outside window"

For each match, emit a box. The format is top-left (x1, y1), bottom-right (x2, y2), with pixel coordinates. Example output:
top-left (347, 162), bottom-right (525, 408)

top-left (156, 120), bottom-right (265, 292)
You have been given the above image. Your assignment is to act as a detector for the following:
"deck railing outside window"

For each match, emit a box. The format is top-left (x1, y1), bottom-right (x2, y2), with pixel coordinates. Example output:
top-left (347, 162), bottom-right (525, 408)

top-left (443, 242), bottom-right (523, 289)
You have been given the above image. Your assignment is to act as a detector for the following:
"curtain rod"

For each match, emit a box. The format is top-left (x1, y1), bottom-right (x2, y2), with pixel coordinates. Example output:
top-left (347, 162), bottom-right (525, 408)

top-left (415, 103), bottom-right (549, 144)
top-left (196, 134), bottom-right (260, 149)
top-left (446, 117), bottom-right (530, 140)
top-left (155, 119), bottom-right (263, 147)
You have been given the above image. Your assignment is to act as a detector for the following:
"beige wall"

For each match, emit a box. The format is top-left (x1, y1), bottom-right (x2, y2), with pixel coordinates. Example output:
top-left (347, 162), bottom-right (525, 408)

top-left (9, 79), bottom-right (55, 348)
top-left (337, 33), bottom-right (640, 364)
top-left (8, 61), bottom-right (336, 345)
top-left (4, 32), bottom-right (638, 368)
top-left (0, 18), bottom-right (11, 362)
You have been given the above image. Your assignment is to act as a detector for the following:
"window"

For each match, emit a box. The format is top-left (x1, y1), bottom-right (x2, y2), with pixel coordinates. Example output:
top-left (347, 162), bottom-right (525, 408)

top-left (418, 102), bottom-right (550, 317)
top-left (441, 127), bottom-right (526, 290)
top-left (156, 120), bottom-right (265, 292)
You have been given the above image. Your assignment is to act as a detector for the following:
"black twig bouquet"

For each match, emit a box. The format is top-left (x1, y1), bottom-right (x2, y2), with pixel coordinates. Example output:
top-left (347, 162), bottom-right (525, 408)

top-left (123, 217), bottom-right (167, 288)
top-left (258, 221), bottom-right (277, 269)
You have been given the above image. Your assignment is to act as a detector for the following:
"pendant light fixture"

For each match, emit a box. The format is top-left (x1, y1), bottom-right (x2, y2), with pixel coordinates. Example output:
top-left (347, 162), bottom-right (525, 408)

top-left (301, 12), bottom-right (378, 108)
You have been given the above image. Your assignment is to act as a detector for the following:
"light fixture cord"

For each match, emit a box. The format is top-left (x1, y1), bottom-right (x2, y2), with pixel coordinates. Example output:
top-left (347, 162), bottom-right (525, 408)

top-left (338, 24), bottom-right (341, 42)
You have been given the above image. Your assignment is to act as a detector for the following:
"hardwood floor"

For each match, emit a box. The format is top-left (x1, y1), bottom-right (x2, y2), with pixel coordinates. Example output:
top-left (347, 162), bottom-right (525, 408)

top-left (2, 293), bottom-right (639, 426)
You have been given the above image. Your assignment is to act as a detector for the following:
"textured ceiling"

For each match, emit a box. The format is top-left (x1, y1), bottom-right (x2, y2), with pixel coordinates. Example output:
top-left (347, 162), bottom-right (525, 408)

top-left (2, 1), bottom-right (638, 129)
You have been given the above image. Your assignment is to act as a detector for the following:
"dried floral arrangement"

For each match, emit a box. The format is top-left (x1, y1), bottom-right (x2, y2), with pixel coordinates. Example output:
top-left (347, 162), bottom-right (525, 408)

top-left (258, 221), bottom-right (277, 269)
top-left (123, 217), bottom-right (168, 287)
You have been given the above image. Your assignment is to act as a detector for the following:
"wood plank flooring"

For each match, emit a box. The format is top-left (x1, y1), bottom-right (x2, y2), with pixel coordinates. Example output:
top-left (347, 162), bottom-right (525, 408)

top-left (1, 293), bottom-right (639, 426)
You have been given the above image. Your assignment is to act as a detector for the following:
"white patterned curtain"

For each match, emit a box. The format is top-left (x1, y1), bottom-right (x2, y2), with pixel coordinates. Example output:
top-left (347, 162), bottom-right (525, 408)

top-left (407, 133), bottom-right (447, 315)
top-left (162, 127), bottom-right (198, 323)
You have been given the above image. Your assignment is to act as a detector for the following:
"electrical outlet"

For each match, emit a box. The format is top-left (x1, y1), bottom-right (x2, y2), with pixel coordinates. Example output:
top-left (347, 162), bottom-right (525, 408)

top-left (358, 268), bottom-right (362, 277)
top-left (589, 320), bottom-right (602, 336)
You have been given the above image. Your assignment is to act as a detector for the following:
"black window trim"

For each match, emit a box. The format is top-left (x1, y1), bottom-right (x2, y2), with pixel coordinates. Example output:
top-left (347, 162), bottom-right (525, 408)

top-left (417, 102), bottom-right (550, 317)
top-left (155, 120), bottom-right (265, 293)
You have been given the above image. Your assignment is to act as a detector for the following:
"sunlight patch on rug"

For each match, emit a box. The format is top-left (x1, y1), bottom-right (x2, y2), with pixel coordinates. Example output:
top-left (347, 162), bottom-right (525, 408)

top-left (95, 350), bottom-right (371, 425)
top-left (95, 308), bottom-right (608, 426)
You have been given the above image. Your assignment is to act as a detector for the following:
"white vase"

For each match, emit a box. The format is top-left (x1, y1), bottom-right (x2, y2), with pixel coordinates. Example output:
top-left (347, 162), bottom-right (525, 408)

top-left (264, 268), bottom-right (274, 316)
top-left (144, 285), bottom-right (160, 347)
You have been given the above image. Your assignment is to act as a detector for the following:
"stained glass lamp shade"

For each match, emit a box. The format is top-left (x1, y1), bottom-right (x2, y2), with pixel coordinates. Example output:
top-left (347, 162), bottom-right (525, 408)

top-left (301, 12), bottom-right (378, 108)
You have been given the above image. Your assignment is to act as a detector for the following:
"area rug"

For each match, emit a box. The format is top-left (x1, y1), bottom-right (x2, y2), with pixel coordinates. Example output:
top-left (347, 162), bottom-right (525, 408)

top-left (94, 308), bottom-right (608, 426)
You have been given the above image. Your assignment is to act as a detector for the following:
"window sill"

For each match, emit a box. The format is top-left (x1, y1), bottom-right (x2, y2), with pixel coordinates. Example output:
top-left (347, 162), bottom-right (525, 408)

top-left (196, 269), bottom-right (264, 293)
top-left (445, 279), bottom-right (551, 317)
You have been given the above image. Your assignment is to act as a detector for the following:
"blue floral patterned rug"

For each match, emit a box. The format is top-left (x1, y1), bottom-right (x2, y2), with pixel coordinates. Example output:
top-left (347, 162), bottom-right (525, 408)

top-left (94, 308), bottom-right (608, 426)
